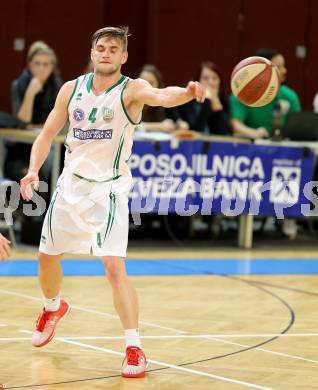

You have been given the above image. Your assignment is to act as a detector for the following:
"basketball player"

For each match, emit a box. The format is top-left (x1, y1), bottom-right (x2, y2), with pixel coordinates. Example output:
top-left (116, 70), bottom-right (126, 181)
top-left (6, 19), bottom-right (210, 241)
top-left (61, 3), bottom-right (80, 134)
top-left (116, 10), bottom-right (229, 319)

top-left (20, 26), bottom-right (205, 378)
top-left (0, 234), bottom-right (10, 260)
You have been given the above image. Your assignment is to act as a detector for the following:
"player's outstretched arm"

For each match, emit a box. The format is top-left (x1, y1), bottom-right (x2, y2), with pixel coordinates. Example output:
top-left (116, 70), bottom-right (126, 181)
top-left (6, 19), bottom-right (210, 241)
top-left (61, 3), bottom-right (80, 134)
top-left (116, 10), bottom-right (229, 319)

top-left (128, 79), bottom-right (205, 109)
top-left (20, 80), bottom-right (75, 201)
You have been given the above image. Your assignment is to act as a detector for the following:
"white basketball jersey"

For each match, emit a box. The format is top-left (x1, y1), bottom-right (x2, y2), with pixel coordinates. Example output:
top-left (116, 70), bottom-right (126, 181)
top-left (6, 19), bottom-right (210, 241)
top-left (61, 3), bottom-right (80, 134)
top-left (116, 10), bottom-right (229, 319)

top-left (65, 73), bottom-right (138, 183)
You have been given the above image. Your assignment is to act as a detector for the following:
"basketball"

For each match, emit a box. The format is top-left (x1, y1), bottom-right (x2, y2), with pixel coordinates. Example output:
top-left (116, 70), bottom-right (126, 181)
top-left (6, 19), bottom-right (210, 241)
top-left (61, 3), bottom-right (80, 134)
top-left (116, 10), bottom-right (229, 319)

top-left (231, 56), bottom-right (280, 107)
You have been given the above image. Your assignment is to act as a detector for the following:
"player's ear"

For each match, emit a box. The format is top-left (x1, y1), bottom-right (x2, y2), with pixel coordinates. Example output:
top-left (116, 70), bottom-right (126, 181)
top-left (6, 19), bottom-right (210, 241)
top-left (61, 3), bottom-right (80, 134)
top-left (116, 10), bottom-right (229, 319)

top-left (121, 51), bottom-right (128, 65)
top-left (90, 48), bottom-right (94, 62)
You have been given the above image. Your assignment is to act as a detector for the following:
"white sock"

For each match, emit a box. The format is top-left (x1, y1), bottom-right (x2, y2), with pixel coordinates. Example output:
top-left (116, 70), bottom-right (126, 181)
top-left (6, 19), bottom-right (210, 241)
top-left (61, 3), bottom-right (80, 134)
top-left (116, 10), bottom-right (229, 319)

top-left (44, 296), bottom-right (60, 312)
top-left (125, 328), bottom-right (141, 348)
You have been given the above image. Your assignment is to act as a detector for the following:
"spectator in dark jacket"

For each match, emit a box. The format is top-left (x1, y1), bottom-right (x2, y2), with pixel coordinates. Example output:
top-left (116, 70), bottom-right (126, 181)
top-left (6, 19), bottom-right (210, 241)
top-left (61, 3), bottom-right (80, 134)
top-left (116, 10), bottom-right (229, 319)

top-left (177, 61), bottom-right (230, 135)
top-left (6, 41), bottom-right (62, 182)
top-left (11, 41), bottom-right (62, 125)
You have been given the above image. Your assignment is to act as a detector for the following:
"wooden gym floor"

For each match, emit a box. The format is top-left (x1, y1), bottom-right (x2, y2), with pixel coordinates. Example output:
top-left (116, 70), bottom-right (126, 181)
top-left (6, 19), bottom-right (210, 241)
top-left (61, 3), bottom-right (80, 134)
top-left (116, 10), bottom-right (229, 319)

top-left (1, 247), bottom-right (318, 389)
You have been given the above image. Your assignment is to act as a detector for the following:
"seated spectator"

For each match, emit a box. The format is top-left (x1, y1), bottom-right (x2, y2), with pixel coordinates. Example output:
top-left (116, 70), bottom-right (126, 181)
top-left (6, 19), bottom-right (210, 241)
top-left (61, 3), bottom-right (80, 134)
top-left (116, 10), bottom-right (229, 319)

top-left (230, 48), bottom-right (301, 140)
top-left (138, 64), bottom-right (188, 132)
top-left (5, 41), bottom-right (62, 182)
top-left (176, 61), bottom-right (230, 135)
top-left (231, 48), bottom-right (301, 239)
top-left (12, 41), bottom-right (62, 125)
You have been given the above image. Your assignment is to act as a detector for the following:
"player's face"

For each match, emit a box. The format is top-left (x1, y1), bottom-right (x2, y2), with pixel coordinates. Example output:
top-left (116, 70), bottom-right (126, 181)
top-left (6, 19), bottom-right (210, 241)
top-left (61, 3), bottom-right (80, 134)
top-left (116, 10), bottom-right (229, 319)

top-left (29, 53), bottom-right (54, 82)
top-left (139, 71), bottom-right (159, 88)
top-left (271, 54), bottom-right (287, 82)
top-left (199, 67), bottom-right (220, 91)
top-left (91, 37), bottom-right (128, 76)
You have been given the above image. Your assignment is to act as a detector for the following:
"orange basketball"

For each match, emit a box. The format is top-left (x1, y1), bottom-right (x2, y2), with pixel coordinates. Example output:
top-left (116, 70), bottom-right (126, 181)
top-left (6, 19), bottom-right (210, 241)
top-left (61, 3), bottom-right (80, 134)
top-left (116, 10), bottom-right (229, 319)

top-left (231, 56), bottom-right (280, 107)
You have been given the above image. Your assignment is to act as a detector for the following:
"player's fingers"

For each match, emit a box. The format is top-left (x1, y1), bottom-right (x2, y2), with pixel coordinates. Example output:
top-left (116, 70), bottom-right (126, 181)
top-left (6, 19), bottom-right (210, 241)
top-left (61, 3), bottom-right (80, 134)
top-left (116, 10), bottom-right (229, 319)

top-left (21, 180), bottom-right (32, 201)
top-left (20, 178), bottom-right (28, 200)
top-left (187, 81), bottom-right (196, 96)
top-left (195, 83), bottom-right (204, 102)
top-left (3, 243), bottom-right (11, 258)
top-left (25, 183), bottom-right (34, 201)
top-left (0, 246), bottom-right (8, 260)
top-left (20, 184), bottom-right (29, 201)
top-left (1, 237), bottom-right (11, 245)
top-left (33, 180), bottom-right (40, 192)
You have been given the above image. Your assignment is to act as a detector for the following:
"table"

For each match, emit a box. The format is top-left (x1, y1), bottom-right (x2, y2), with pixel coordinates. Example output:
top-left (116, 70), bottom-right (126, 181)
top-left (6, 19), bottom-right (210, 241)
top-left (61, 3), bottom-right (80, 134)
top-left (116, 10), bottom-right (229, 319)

top-left (0, 128), bottom-right (64, 199)
top-left (255, 138), bottom-right (318, 153)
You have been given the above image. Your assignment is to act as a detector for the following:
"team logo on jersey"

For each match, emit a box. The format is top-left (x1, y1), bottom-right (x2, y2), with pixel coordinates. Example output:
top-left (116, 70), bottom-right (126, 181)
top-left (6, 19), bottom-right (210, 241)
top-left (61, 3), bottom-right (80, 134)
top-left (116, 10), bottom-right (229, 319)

top-left (75, 92), bottom-right (83, 101)
top-left (73, 128), bottom-right (113, 140)
top-left (73, 108), bottom-right (85, 122)
top-left (102, 107), bottom-right (114, 122)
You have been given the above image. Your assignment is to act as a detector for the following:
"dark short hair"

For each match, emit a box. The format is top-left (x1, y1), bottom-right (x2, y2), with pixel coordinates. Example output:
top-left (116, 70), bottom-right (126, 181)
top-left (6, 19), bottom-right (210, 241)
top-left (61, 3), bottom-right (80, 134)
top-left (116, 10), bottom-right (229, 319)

top-left (91, 26), bottom-right (130, 50)
top-left (255, 48), bottom-right (281, 60)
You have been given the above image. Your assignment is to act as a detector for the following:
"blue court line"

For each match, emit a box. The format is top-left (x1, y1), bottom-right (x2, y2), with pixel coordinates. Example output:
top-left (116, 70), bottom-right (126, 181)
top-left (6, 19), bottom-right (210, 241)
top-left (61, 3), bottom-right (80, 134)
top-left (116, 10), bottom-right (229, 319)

top-left (1, 258), bottom-right (318, 276)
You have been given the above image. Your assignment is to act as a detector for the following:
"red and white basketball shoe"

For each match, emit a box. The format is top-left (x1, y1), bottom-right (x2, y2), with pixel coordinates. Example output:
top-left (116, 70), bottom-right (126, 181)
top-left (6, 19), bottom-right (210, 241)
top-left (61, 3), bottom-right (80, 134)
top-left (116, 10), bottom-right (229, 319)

top-left (121, 346), bottom-right (148, 378)
top-left (31, 299), bottom-right (70, 347)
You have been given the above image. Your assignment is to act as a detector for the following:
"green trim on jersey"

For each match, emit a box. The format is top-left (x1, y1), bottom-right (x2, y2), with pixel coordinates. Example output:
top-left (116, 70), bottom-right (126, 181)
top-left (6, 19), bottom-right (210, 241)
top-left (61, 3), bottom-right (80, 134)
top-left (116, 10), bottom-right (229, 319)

top-left (103, 192), bottom-right (116, 244)
top-left (47, 192), bottom-right (58, 245)
top-left (86, 73), bottom-right (94, 92)
top-left (105, 75), bottom-right (126, 94)
top-left (113, 133), bottom-right (124, 177)
top-left (67, 78), bottom-right (79, 109)
top-left (64, 142), bottom-right (71, 153)
top-left (86, 73), bottom-right (126, 94)
top-left (72, 172), bottom-right (121, 183)
top-left (97, 233), bottom-right (102, 248)
top-left (120, 80), bottom-right (142, 125)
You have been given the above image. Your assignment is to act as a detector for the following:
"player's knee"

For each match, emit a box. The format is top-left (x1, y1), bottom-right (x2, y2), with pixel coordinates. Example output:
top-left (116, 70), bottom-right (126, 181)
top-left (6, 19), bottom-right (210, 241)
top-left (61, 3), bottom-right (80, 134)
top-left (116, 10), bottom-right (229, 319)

top-left (38, 252), bottom-right (61, 266)
top-left (103, 258), bottom-right (124, 285)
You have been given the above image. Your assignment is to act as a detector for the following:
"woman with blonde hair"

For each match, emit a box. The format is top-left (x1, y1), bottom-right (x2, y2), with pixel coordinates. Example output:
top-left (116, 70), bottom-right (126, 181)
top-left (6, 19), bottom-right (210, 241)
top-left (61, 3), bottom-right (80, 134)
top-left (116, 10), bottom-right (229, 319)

top-left (12, 40), bottom-right (61, 125)
top-left (5, 41), bottom-right (62, 183)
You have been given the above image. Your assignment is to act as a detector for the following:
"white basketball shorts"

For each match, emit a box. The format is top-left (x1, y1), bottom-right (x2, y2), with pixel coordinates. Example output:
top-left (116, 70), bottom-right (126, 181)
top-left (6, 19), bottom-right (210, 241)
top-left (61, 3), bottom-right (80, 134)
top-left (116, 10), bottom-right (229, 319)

top-left (39, 172), bottom-right (130, 257)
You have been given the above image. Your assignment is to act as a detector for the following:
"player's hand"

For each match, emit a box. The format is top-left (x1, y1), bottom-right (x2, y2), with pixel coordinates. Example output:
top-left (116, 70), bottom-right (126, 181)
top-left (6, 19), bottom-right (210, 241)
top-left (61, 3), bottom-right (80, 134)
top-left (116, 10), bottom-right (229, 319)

top-left (186, 81), bottom-right (206, 103)
top-left (0, 234), bottom-right (11, 260)
top-left (20, 171), bottom-right (40, 201)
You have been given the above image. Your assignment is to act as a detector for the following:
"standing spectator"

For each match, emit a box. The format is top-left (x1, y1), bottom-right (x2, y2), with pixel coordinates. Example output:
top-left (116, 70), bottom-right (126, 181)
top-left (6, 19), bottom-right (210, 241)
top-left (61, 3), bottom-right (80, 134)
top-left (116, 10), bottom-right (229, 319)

top-left (230, 48), bottom-right (301, 140)
top-left (138, 64), bottom-right (188, 132)
top-left (176, 61), bottom-right (230, 135)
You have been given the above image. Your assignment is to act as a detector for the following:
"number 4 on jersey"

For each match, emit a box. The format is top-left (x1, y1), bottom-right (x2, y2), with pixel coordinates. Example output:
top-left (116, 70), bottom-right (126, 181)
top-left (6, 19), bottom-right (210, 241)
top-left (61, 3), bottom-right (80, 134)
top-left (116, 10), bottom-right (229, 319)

top-left (88, 107), bottom-right (98, 123)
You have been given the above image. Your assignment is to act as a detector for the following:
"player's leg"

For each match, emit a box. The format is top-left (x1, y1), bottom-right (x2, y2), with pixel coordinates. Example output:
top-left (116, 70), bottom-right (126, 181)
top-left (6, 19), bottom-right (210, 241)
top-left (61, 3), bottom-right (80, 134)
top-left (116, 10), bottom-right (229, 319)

top-left (32, 251), bottom-right (70, 348)
top-left (31, 192), bottom-right (76, 348)
top-left (39, 251), bottom-right (63, 299)
top-left (102, 256), bottom-right (138, 328)
top-left (102, 256), bottom-right (147, 378)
